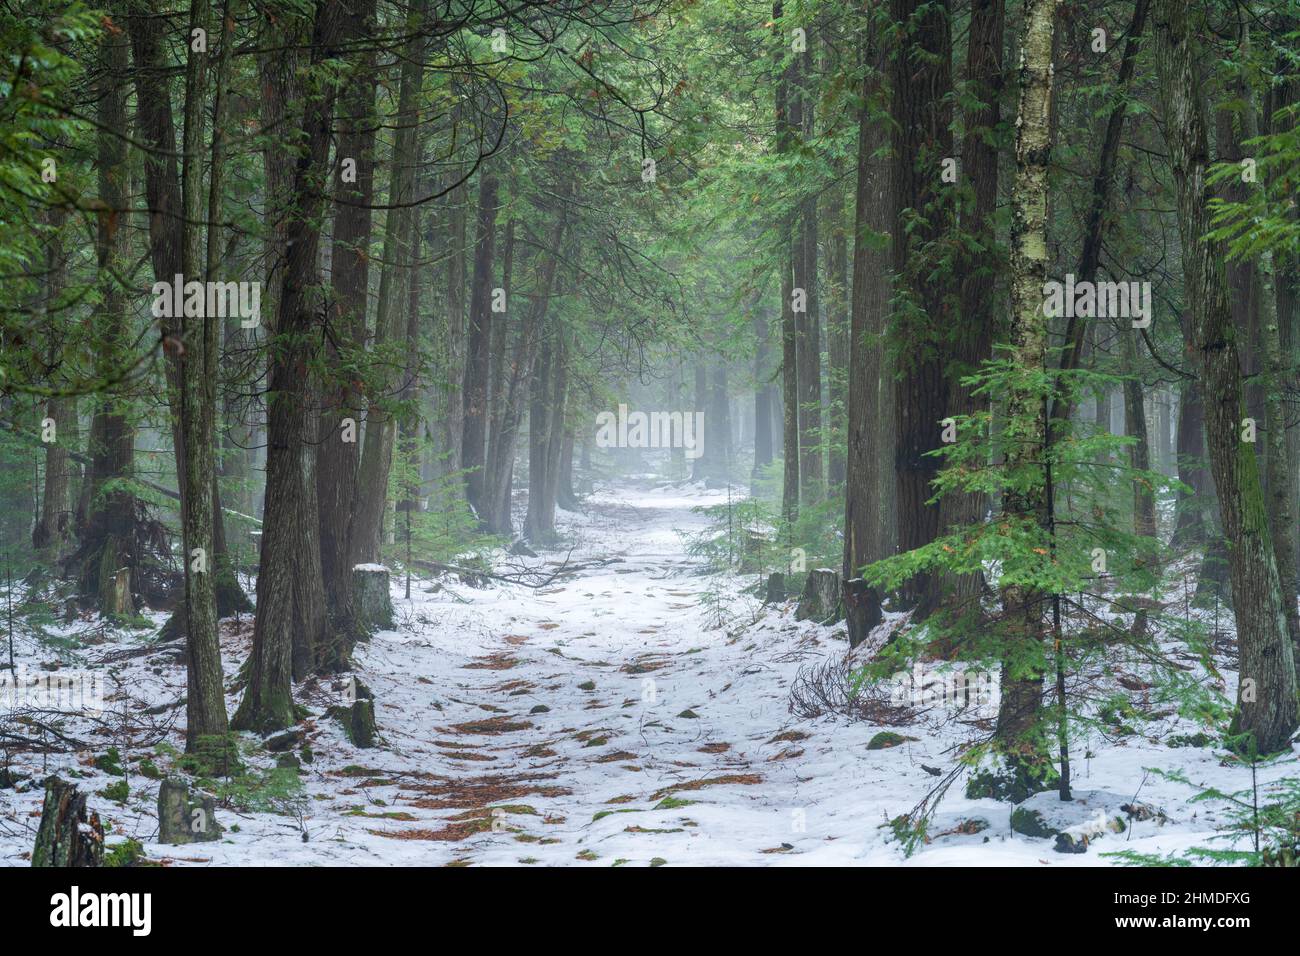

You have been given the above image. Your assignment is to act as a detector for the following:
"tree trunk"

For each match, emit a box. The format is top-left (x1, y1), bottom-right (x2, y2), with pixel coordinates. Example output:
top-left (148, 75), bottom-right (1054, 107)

top-left (1154, 0), bottom-right (1298, 753)
top-left (791, 41), bottom-right (822, 500)
top-left (1226, 47), bottom-right (1300, 656)
top-left (233, 0), bottom-right (344, 734)
top-left (774, 2), bottom-right (799, 528)
top-left (993, 0), bottom-right (1056, 766)
top-left (525, 327), bottom-right (556, 542)
top-left (889, 0), bottom-right (954, 611)
top-left (463, 172), bottom-right (499, 516)
top-left (177, 0), bottom-right (233, 757)
top-left (316, 0), bottom-right (378, 669)
top-left (33, 212), bottom-right (73, 556)
top-left (752, 307), bottom-right (775, 493)
top-left (708, 364), bottom-right (731, 484)
top-left (129, 0), bottom-right (249, 624)
top-left (32, 779), bottom-right (103, 868)
top-left (1120, 325), bottom-right (1157, 537)
top-left (1269, 64), bottom-right (1300, 610)
top-left (1171, 351), bottom-right (1211, 548)
top-left (931, 0), bottom-right (1004, 615)
top-left (352, 4), bottom-right (427, 565)
top-left (483, 202), bottom-right (567, 536)
top-left (557, 429), bottom-right (579, 510)
top-left (690, 364), bottom-right (708, 482)
top-left (486, 217), bottom-right (514, 497)
top-left (79, 13), bottom-right (137, 617)
top-left (826, 187), bottom-right (849, 489)
top-left (1050, 0), bottom-right (1151, 426)
top-left (843, 25), bottom-right (893, 647)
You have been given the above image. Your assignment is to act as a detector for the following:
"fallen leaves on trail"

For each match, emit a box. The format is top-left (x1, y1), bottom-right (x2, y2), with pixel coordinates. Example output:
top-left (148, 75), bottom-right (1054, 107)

top-left (766, 730), bottom-right (810, 744)
top-left (445, 716), bottom-right (533, 734)
top-left (402, 773), bottom-right (572, 811)
top-left (593, 750), bottom-right (638, 763)
top-left (464, 653), bottom-right (522, 670)
top-left (767, 747), bottom-right (804, 761)
top-left (650, 773), bottom-right (763, 801)
top-left (490, 679), bottom-right (534, 693)
top-left (621, 656), bottom-right (670, 674)
top-left (371, 817), bottom-right (493, 842)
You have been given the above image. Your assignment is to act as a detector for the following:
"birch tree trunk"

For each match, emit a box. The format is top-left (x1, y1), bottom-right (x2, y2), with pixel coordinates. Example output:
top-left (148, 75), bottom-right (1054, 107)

top-left (993, 0), bottom-right (1056, 764)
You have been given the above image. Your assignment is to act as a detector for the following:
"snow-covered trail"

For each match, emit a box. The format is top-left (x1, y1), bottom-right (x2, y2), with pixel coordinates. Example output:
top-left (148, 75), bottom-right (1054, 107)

top-left (311, 480), bottom-right (846, 866)
top-left (197, 480), bottom-right (1246, 866)
top-left (2, 480), bottom-right (1287, 867)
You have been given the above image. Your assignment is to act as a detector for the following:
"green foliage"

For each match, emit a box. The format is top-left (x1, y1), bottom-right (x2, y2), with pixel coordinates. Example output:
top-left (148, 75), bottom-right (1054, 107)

top-left (103, 838), bottom-right (148, 867)
top-left (165, 738), bottom-right (307, 820)
top-left (94, 746), bottom-right (125, 777)
top-left (850, 353), bottom-right (1218, 794)
top-left (97, 779), bottom-right (129, 803)
top-left (886, 812), bottom-right (929, 858)
top-left (1106, 756), bottom-right (1300, 867)
top-left (388, 439), bottom-right (499, 570)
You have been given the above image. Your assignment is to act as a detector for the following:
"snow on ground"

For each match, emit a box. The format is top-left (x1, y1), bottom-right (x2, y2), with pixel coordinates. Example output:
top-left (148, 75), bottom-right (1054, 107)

top-left (1, 479), bottom-right (1295, 866)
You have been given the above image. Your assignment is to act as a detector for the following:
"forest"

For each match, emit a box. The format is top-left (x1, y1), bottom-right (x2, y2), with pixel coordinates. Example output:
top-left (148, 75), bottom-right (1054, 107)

top-left (0, 0), bottom-right (1298, 874)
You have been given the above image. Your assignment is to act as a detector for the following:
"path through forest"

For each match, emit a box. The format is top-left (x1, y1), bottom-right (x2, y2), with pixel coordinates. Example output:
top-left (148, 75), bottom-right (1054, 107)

top-left (180, 482), bottom-right (1259, 866)
top-left (0, 481), bottom-right (1274, 867)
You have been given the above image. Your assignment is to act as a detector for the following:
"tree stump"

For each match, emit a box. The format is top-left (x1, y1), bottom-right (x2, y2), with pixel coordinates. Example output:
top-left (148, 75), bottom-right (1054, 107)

top-left (157, 777), bottom-right (222, 844)
top-left (738, 530), bottom-right (770, 573)
top-left (328, 680), bottom-right (377, 748)
top-left (32, 777), bottom-right (104, 867)
top-left (106, 565), bottom-right (134, 618)
top-left (353, 564), bottom-right (395, 632)
top-left (764, 572), bottom-right (785, 604)
top-left (796, 568), bottom-right (843, 623)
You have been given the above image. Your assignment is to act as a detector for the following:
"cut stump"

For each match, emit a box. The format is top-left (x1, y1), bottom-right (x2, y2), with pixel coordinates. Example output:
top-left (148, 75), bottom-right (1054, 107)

top-left (353, 564), bottom-right (395, 633)
top-left (157, 777), bottom-right (222, 844)
top-left (32, 777), bottom-right (104, 867)
top-left (327, 679), bottom-right (378, 748)
top-left (796, 568), bottom-right (842, 623)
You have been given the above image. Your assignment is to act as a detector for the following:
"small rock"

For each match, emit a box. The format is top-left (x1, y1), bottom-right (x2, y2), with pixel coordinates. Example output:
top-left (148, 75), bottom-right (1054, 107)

top-left (264, 728), bottom-right (304, 753)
